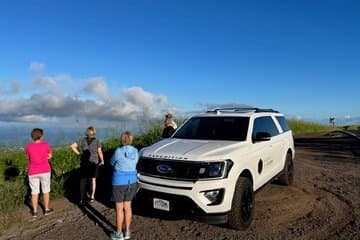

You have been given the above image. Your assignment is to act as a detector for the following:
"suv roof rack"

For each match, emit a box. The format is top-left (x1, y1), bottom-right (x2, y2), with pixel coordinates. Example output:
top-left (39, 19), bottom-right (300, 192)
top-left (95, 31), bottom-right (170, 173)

top-left (206, 107), bottom-right (279, 114)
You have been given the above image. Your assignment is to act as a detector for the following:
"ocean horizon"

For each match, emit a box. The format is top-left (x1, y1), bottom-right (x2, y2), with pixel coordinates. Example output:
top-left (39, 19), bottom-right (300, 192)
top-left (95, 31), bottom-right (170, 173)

top-left (0, 125), bottom-right (140, 149)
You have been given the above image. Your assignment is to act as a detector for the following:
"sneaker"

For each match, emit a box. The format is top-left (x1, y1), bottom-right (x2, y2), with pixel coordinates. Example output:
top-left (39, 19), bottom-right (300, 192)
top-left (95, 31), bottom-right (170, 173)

top-left (89, 198), bottom-right (95, 203)
top-left (124, 230), bottom-right (131, 240)
top-left (32, 211), bottom-right (38, 218)
top-left (110, 231), bottom-right (124, 240)
top-left (44, 208), bottom-right (54, 216)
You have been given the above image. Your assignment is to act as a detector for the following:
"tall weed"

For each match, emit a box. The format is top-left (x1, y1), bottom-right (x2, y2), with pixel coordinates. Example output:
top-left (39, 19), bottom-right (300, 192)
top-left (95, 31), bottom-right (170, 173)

top-left (287, 119), bottom-right (332, 135)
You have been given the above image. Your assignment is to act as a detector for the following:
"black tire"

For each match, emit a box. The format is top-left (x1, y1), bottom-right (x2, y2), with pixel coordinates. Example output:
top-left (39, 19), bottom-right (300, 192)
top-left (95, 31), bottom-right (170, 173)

top-left (228, 177), bottom-right (254, 230)
top-left (278, 152), bottom-right (294, 185)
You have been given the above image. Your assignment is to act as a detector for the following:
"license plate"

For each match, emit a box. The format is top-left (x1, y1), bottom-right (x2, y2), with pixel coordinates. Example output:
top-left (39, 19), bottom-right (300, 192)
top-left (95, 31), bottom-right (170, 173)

top-left (153, 198), bottom-right (170, 211)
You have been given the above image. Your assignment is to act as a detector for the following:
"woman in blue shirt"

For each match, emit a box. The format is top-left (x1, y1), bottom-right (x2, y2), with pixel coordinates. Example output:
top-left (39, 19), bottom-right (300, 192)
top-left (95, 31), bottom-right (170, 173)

top-left (109, 131), bottom-right (138, 240)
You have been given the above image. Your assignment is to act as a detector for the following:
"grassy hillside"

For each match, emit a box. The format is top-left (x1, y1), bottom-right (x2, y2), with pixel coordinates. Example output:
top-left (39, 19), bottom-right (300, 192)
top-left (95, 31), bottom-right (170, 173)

top-left (287, 119), bottom-right (333, 135)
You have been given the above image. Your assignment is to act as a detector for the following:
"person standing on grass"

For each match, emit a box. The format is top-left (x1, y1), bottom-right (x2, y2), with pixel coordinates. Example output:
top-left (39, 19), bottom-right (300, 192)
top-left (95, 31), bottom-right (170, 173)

top-left (109, 131), bottom-right (139, 240)
top-left (25, 128), bottom-right (53, 218)
top-left (70, 126), bottom-right (104, 204)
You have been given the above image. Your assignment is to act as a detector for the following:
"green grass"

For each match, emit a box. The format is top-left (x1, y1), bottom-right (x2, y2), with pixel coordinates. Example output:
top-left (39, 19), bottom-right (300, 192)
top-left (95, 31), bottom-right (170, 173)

top-left (287, 119), bottom-right (333, 135)
top-left (342, 124), bottom-right (360, 131)
top-left (0, 180), bottom-right (24, 211)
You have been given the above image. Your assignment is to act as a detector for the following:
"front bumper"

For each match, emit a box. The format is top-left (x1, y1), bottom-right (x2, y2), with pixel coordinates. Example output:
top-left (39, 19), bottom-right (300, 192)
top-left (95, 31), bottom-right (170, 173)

top-left (137, 174), bottom-right (235, 223)
top-left (136, 188), bottom-right (228, 224)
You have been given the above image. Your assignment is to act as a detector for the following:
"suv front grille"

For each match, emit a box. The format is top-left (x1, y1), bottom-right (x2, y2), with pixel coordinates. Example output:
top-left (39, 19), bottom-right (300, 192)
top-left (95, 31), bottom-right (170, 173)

top-left (137, 157), bottom-right (203, 181)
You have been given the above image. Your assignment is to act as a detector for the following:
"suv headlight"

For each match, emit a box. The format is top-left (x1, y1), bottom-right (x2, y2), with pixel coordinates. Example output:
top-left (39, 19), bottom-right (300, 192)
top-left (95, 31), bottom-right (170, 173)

top-left (198, 159), bottom-right (233, 179)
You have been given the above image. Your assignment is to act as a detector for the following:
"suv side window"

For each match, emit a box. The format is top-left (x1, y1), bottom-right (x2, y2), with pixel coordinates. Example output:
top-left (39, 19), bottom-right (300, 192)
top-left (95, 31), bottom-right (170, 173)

top-left (252, 116), bottom-right (279, 141)
top-left (275, 116), bottom-right (290, 132)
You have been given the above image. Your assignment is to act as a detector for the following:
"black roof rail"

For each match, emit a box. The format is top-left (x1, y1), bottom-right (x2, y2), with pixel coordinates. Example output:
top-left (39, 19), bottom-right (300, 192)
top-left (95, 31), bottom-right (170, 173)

top-left (206, 107), bottom-right (279, 114)
top-left (254, 108), bottom-right (279, 113)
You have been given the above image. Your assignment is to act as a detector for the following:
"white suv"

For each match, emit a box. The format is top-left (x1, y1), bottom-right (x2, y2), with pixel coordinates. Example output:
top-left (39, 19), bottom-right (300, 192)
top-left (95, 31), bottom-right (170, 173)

top-left (137, 108), bottom-right (295, 229)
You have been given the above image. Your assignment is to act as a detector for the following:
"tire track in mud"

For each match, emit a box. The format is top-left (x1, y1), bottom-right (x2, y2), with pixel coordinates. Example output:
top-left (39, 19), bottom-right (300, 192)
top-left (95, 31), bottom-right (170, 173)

top-left (250, 145), bottom-right (359, 240)
top-left (289, 145), bottom-right (359, 240)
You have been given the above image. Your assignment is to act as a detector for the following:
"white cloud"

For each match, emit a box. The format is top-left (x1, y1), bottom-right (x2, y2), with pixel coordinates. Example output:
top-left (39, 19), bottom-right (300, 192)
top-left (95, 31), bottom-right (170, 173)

top-left (154, 95), bottom-right (168, 106)
top-left (123, 87), bottom-right (154, 107)
top-left (31, 73), bottom-right (73, 94)
top-left (10, 80), bottom-right (21, 93)
top-left (344, 115), bottom-right (351, 119)
top-left (0, 88), bottom-right (170, 123)
top-left (83, 77), bottom-right (109, 99)
top-left (0, 63), bottom-right (174, 124)
top-left (55, 73), bottom-right (71, 81)
top-left (34, 76), bottom-right (57, 88)
top-left (29, 61), bottom-right (45, 72)
top-left (17, 115), bottom-right (55, 123)
top-left (0, 80), bottom-right (21, 95)
top-left (122, 87), bottom-right (169, 118)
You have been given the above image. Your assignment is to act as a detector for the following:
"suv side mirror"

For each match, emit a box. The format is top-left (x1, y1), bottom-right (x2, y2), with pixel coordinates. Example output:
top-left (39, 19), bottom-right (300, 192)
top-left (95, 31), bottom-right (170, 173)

top-left (254, 132), bottom-right (271, 142)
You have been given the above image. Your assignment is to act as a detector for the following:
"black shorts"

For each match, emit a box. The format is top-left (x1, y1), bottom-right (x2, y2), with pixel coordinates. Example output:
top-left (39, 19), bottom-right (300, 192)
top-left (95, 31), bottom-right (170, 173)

top-left (111, 183), bottom-right (138, 202)
top-left (80, 162), bottom-right (99, 178)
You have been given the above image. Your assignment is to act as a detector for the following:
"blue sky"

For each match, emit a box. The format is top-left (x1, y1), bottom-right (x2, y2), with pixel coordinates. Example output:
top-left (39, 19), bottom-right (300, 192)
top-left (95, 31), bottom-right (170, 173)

top-left (0, 0), bottom-right (359, 126)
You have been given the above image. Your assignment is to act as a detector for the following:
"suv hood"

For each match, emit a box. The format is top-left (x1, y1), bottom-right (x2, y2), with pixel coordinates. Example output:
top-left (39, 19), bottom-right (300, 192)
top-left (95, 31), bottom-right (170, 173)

top-left (141, 138), bottom-right (246, 161)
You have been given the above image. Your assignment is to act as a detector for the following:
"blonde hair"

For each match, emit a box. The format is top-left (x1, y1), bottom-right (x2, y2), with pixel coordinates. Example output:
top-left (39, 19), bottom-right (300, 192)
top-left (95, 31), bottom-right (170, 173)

top-left (121, 131), bottom-right (133, 145)
top-left (86, 126), bottom-right (96, 137)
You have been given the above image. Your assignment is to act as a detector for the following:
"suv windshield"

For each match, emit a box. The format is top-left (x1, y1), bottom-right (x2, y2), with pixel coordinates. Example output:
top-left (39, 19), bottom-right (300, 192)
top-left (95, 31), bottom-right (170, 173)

top-left (173, 116), bottom-right (249, 141)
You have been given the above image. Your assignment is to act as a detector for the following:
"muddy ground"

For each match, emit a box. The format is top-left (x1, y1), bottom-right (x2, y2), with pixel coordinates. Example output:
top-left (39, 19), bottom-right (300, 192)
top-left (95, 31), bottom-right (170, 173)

top-left (1, 133), bottom-right (359, 240)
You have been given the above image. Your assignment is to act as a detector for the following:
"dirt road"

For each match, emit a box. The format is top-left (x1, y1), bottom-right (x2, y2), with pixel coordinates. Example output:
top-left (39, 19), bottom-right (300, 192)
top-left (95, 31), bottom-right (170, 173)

top-left (1, 134), bottom-right (359, 240)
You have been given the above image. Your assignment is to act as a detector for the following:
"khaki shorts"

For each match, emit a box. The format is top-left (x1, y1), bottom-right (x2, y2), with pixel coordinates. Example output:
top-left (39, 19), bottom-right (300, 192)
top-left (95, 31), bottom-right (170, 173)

top-left (28, 172), bottom-right (51, 194)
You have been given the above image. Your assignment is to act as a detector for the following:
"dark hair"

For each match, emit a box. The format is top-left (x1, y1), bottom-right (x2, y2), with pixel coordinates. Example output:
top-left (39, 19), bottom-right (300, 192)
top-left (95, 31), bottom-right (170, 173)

top-left (31, 128), bottom-right (43, 141)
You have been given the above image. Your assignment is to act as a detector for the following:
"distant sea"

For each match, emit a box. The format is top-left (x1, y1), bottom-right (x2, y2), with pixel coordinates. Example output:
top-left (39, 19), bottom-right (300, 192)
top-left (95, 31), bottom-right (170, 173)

top-left (0, 126), bottom-right (138, 149)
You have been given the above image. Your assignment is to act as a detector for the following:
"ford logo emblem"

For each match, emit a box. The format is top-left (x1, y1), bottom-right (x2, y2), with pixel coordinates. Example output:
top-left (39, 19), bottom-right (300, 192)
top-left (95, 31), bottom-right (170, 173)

top-left (156, 164), bottom-right (173, 174)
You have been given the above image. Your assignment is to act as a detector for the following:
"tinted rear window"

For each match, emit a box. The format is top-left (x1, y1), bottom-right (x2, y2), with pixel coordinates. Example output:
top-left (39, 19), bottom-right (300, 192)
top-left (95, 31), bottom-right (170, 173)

top-left (275, 116), bottom-right (290, 132)
top-left (173, 117), bottom-right (249, 141)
